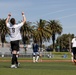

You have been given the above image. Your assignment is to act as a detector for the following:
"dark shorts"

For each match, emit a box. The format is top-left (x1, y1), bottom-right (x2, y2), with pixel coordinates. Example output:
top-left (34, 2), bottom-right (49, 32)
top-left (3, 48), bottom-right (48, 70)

top-left (10, 40), bottom-right (19, 51)
top-left (72, 47), bottom-right (76, 55)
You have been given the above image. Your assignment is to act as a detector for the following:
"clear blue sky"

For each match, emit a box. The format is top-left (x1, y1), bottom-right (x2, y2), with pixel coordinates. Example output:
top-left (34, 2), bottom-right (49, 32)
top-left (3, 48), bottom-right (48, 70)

top-left (0, 0), bottom-right (76, 36)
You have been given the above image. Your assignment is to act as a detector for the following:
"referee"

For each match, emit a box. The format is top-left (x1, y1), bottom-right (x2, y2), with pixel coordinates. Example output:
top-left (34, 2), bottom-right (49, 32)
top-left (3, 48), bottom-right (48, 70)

top-left (5, 12), bottom-right (26, 68)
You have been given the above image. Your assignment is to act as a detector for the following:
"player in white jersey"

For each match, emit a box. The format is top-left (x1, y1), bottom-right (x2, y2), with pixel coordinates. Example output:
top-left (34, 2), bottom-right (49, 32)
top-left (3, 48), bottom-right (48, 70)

top-left (71, 36), bottom-right (76, 64)
top-left (5, 12), bottom-right (26, 68)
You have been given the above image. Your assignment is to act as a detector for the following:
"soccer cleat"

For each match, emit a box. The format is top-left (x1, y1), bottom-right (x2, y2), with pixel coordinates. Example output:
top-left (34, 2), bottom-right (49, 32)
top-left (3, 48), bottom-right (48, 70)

top-left (74, 61), bottom-right (76, 64)
top-left (18, 63), bottom-right (20, 67)
top-left (11, 65), bottom-right (17, 68)
top-left (16, 63), bottom-right (20, 67)
top-left (35, 60), bottom-right (38, 62)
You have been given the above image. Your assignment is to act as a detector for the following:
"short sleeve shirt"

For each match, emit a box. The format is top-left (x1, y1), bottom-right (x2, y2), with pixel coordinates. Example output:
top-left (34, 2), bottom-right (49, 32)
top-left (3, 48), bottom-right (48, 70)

top-left (72, 38), bottom-right (76, 47)
top-left (6, 22), bottom-right (23, 41)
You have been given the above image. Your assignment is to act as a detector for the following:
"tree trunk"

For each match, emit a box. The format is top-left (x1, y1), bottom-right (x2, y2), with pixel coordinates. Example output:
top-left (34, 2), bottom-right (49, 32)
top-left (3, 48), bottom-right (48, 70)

top-left (1, 34), bottom-right (5, 47)
top-left (52, 33), bottom-right (55, 52)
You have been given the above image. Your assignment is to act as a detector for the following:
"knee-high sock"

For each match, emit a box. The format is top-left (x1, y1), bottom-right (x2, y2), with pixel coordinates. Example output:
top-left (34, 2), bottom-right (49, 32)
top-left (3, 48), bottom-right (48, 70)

top-left (36, 55), bottom-right (39, 62)
top-left (74, 54), bottom-right (76, 60)
top-left (71, 56), bottom-right (73, 62)
top-left (15, 55), bottom-right (18, 64)
top-left (12, 54), bottom-right (16, 65)
top-left (33, 56), bottom-right (35, 62)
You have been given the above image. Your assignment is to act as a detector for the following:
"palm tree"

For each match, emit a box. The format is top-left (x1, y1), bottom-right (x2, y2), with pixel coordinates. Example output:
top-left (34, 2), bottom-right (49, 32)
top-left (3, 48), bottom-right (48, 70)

top-left (48, 20), bottom-right (62, 51)
top-left (32, 19), bottom-right (52, 48)
top-left (0, 19), bottom-right (9, 47)
top-left (20, 21), bottom-right (33, 53)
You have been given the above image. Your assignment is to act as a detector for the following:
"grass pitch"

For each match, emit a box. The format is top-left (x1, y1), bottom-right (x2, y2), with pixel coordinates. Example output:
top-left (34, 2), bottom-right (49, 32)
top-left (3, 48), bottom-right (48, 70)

top-left (0, 62), bottom-right (76, 75)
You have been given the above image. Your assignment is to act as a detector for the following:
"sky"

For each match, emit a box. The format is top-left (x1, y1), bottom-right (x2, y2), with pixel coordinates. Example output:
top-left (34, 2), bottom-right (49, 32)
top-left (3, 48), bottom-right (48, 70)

top-left (0, 0), bottom-right (76, 45)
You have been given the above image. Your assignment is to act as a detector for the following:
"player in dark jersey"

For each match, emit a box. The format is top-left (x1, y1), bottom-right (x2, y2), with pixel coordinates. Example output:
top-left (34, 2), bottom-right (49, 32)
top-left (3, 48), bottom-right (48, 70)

top-left (32, 41), bottom-right (39, 62)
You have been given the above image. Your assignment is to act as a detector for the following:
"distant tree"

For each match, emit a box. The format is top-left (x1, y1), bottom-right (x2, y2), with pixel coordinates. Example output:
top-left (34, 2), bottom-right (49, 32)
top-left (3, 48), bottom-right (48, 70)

top-left (20, 21), bottom-right (33, 53)
top-left (0, 19), bottom-right (9, 47)
top-left (56, 33), bottom-right (74, 52)
top-left (47, 20), bottom-right (62, 51)
top-left (32, 19), bottom-right (52, 48)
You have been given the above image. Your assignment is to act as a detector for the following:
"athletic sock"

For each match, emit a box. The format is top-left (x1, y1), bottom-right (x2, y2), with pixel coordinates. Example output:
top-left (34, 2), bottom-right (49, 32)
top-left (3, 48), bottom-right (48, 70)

top-left (12, 54), bottom-right (16, 64)
top-left (33, 57), bottom-right (35, 62)
top-left (71, 57), bottom-right (73, 62)
top-left (36, 55), bottom-right (39, 62)
top-left (11, 57), bottom-right (14, 64)
top-left (15, 55), bottom-right (18, 65)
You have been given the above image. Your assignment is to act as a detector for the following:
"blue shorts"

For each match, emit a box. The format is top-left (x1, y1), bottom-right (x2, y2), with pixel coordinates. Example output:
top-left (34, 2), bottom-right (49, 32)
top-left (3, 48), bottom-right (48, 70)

top-left (33, 52), bottom-right (39, 56)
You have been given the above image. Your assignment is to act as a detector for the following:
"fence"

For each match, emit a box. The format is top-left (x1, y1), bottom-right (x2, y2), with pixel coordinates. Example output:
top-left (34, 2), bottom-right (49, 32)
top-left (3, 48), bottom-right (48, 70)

top-left (0, 47), bottom-right (71, 59)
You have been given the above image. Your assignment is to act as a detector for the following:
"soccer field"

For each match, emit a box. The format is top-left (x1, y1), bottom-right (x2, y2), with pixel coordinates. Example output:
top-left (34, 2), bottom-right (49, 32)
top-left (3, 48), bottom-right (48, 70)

top-left (0, 62), bottom-right (76, 75)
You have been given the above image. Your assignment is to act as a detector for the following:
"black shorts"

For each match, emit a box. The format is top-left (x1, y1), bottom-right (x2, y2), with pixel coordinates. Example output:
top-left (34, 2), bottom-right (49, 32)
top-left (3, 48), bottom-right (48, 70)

top-left (10, 40), bottom-right (19, 51)
top-left (72, 47), bottom-right (76, 55)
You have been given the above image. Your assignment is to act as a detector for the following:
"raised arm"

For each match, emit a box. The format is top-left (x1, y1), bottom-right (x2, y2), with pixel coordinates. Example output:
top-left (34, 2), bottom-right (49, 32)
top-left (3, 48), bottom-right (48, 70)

top-left (5, 13), bottom-right (11, 25)
top-left (22, 12), bottom-right (26, 24)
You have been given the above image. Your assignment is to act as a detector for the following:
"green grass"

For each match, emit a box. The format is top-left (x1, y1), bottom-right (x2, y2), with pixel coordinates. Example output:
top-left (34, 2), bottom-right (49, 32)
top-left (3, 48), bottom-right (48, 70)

top-left (0, 62), bottom-right (76, 75)
top-left (0, 52), bottom-right (73, 75)
top-left (0, 52), bottom-right (72, 60)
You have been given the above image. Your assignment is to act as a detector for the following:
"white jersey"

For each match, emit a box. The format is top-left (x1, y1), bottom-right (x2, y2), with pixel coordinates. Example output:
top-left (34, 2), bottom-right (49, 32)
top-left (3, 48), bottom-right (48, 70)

top-left (6, 22), bottom-right (23, 41)
top-left (72, 38), bottom-right (76, 47)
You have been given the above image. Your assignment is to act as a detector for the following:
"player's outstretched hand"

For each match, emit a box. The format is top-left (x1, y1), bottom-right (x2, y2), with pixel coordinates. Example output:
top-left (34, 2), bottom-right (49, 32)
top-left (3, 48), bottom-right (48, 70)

top-left (8, 13), bottom-right (11, 17)
top-left (22, 12), bottom-right (24, 15)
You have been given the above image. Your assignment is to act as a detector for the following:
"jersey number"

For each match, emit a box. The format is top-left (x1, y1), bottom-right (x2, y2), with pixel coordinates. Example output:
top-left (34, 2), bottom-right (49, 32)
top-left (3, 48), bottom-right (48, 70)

top-left (12, 28), bottom-right (15, 33)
